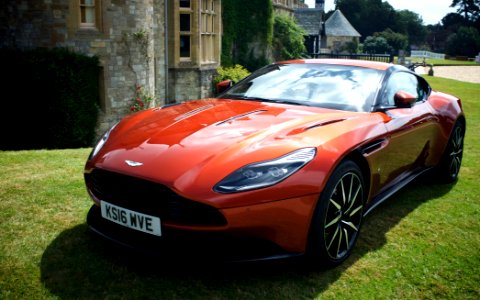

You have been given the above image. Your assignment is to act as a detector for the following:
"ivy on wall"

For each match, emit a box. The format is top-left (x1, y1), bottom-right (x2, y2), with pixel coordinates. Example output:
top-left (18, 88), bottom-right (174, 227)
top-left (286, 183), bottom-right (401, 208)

top-left (221, 0), bottom-right (274, 71)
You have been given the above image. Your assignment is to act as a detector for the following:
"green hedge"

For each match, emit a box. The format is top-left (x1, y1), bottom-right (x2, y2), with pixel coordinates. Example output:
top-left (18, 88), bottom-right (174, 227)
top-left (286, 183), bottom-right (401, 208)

top-left (0, 48), bottom-right (100, 150)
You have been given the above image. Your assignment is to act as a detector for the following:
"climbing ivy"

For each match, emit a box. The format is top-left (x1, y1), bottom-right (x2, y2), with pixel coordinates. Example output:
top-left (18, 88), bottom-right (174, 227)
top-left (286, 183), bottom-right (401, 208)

top-left (221, 0), bottom-right (274, 71)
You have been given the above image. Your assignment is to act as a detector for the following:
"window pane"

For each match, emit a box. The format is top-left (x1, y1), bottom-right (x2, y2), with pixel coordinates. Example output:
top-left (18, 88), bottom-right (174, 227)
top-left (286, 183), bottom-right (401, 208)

top-left (180, 35), bottom-right (190, 58)
top-left (180, 0), bottom-right (190, 8)
top-left (81, 7), bottom-right (95, 23)
top-left (180, 14), bottom-right (190, 32)
top-left (81, 0), bottom-right (94, 5)
top-left (202, 14), bottom-right (207, 32)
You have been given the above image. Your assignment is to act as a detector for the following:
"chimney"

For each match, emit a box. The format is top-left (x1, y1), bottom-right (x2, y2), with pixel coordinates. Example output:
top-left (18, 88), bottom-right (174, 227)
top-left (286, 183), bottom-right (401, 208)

top-left (315, 0), bottom-right (325, 10)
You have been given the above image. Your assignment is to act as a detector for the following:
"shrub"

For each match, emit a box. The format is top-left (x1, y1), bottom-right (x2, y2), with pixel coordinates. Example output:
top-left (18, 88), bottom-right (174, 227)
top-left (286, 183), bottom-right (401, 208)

top-left (0, 48), bottom-right (100, 150)
top-left (272, 14), bottom-right (306, 60)
top-left (213, 64), bottom-right (251, 86)
top-left (363, 36), bottom-right (392, 54)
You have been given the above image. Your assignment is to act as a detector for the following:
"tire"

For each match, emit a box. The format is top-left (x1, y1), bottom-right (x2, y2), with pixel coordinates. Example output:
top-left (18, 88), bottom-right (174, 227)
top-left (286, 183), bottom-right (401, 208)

top-left (437, 121), bottom-right (465, 183)
top-left (307, 160), bottom-right (365, 268)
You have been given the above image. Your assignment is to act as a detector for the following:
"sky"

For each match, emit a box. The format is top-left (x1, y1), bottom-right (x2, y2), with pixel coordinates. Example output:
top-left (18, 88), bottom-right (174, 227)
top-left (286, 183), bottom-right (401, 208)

top-left (304, 0), bottom-right (457, 25)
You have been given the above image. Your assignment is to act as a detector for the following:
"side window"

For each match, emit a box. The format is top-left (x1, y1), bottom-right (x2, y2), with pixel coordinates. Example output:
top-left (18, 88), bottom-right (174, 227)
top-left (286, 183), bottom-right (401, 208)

top-left (383, 72), bottom-right (426, 107)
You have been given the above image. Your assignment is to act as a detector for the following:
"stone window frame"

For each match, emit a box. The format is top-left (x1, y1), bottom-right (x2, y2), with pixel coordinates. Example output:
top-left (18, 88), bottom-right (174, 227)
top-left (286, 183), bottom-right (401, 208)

top-left (179, 1), bottom-right (193, 62)
top-left (169, 0), bottom-right (221, 67)
top-left (200, 0), bottom-right (219, 64)
top-left (78, 0), bottom-right (102, 31)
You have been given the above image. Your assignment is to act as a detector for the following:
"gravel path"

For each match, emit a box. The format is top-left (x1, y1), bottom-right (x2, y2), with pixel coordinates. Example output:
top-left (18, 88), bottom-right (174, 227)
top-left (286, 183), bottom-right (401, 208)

top-left (419, 66), bottom-right (480, 84)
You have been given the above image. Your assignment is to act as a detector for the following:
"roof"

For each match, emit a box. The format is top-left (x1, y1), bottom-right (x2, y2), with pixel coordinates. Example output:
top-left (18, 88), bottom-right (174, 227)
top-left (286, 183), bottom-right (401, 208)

top-left (325, 10), bottom-right (361, 37)
top-left (293, 8), bottom-right (323, 36)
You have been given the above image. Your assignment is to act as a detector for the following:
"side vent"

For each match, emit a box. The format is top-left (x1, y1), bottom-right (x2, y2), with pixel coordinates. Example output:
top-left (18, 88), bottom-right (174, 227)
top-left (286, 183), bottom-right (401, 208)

top-left (361, 139), bottom-right (387, 155)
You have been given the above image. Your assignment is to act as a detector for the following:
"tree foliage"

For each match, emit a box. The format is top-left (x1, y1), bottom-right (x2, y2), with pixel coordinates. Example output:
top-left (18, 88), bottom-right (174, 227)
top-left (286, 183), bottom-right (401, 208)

top-left (272, 14), bottom-right (306, 61)
top-left (396, 10), bottom-right (427, 46)
top-left (335, 0), bottom-right (480, 56)
top-left (451, 0), bottom-right (480, 21)
top-left (375, 29), bottom-right (408, 54)
top-left (335, 0), bottom-right (398, 41)
top-left (335, 0), bottom-right (426, 48)
top-left (446, 26), bottom-right (480, 56)
top-left (363, 36), bottom-right (391, 54)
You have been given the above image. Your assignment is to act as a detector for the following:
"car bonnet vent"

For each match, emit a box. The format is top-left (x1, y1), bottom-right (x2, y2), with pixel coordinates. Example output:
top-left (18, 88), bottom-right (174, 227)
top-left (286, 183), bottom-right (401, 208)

top-left (216, 110), bottom-right (267, 126)
top-left (305, 119), bottom-right (346, 130)
top-left (174, 104), bottom-right (214, 121)
top-left (288, 118), bottom-right (346, 136)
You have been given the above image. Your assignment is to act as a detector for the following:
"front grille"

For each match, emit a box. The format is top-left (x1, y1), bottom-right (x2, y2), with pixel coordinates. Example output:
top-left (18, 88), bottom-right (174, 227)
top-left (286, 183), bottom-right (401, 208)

top-left (85, 168), bottom-right (227, 226)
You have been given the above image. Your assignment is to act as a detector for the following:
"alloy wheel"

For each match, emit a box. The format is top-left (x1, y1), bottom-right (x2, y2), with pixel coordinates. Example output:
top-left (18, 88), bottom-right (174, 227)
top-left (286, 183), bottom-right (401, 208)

top-left (323, 172), bottom-right (364, 260)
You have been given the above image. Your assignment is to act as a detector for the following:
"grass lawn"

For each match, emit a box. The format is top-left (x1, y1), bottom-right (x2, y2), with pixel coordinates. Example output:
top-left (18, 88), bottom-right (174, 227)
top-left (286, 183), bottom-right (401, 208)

top-left (1, 77), bottom-right (479, 299)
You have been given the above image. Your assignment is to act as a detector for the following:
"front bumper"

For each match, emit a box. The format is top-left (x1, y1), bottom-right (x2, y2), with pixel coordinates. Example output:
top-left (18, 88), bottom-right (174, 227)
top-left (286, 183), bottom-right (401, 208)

top-left (86, 193), bottom-right (318, 262)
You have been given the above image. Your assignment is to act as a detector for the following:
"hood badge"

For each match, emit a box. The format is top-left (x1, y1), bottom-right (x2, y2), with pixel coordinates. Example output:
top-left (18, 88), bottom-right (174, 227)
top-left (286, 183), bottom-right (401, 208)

top-left (125, 160), bottom-right (144, 167)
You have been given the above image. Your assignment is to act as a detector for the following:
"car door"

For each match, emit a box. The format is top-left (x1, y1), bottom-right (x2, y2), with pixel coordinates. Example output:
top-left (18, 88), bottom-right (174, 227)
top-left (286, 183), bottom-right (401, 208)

top-left (376, 71), bottom-right (439, 188)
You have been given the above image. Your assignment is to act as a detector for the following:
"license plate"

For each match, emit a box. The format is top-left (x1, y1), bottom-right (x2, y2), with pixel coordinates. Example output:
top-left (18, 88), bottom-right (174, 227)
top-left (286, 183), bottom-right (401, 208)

top-left (100, 201), bottom-right (162, 236)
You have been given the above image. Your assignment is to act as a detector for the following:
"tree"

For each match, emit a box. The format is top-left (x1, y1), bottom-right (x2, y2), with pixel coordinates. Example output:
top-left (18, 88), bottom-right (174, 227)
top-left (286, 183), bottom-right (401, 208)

top-left (272, 14), bottom-right (306, 61)
top-left (446, 26), bottom-right (480, 56)
top-left (363, 36), bottom-right (392, 54)
top-left (450, 0), bottom-right (480, 22)
top-left (376, 29), bottom-right (408, 54)
top-left (335, 0), bottom-right (424, 46)
top-left (442, 12), bottom-right (469, 28)
top-left (395, 10), bottom-right (427, 46)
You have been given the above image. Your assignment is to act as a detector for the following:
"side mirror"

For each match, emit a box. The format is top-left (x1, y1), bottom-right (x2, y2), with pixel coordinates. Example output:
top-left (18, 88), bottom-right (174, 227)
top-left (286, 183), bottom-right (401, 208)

top-left (394, 91), bottom-right (416, 108)
top-left (216, 80), bottom-right (233, 94)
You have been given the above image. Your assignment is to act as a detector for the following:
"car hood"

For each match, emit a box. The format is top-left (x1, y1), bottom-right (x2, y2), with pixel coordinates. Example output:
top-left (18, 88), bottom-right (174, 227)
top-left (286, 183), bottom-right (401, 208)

top-left (90, 99), bottom-right (379, 203)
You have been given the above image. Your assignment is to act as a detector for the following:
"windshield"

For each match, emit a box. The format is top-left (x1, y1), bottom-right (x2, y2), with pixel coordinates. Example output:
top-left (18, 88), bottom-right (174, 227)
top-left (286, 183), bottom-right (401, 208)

top-left (219, 63), bottom-right (385, 112)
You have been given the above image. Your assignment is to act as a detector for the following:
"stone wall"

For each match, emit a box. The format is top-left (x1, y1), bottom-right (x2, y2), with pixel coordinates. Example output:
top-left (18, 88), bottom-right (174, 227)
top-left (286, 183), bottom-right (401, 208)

top-left (0, 0), bottom-right (220, 138)
top-left (0, 0), bottom-right (167, 136)
top-left (169, 67), bottom-right (217, 102)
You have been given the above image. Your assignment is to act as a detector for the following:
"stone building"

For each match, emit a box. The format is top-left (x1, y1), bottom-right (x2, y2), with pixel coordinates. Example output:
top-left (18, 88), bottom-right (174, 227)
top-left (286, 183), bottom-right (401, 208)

top-left (293, 8), bottom-right (323, 54)
top-left (322, 10), bottom-right (360, 52)
top-left (294, 1), bottom-right (361, 55)
top-left (272, 0), bottom-right (308, 16)
top-left (0, 0), bottom-right (222, 133)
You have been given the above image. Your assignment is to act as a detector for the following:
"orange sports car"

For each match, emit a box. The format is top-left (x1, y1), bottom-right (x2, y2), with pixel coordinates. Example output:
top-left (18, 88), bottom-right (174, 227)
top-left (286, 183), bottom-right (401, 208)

top-left (84, 59), bottom-right (465, 267)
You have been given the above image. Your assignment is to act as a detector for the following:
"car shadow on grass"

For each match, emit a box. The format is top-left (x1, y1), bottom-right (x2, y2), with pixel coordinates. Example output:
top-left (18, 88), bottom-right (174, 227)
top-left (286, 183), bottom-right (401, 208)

top-left (41, 178), bottom-right (455, 299)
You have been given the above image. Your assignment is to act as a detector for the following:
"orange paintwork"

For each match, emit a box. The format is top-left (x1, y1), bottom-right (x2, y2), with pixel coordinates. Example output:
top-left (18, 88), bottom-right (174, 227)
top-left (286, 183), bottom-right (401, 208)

top-left (84, 59), bottom-right (464, 257)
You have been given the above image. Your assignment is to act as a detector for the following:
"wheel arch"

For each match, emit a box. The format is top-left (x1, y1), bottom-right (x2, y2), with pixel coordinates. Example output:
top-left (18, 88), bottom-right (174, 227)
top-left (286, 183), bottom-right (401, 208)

top-left (456, 115), bottom-right (466, 131)
top-left (342, 149), bottom-right (371, 199)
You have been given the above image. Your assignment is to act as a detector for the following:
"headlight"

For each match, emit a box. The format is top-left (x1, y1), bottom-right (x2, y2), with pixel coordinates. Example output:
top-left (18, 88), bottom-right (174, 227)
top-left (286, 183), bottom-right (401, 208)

top-left (88, 122), bottom-right (118, 160)
top-left (214, 147), bottom-right (316, 193)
